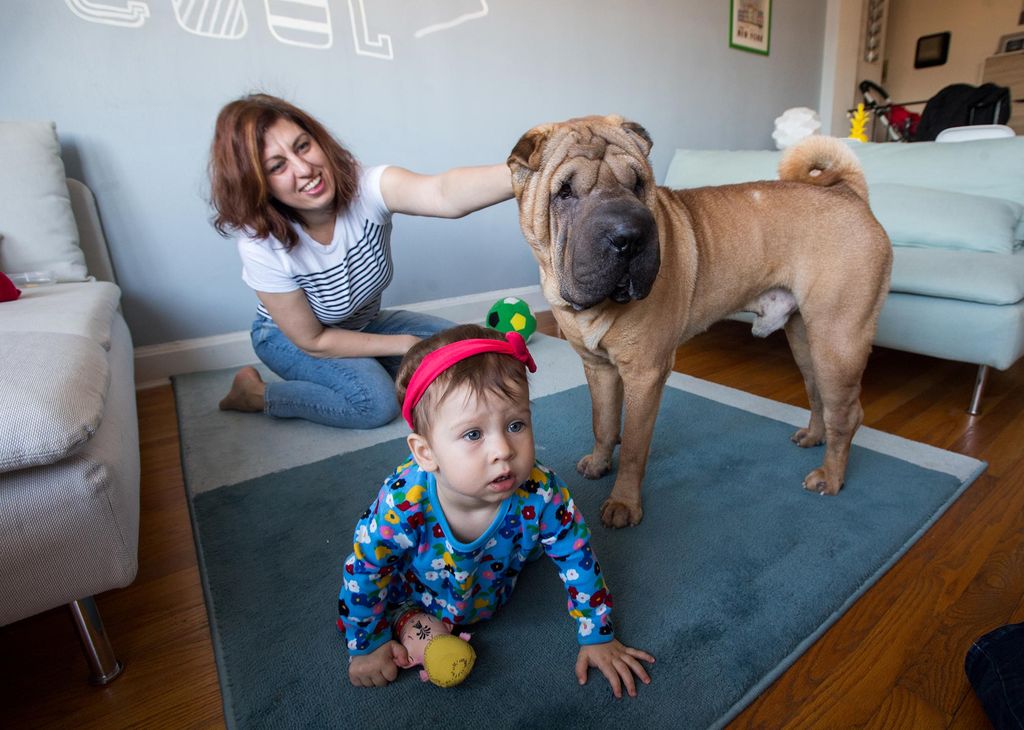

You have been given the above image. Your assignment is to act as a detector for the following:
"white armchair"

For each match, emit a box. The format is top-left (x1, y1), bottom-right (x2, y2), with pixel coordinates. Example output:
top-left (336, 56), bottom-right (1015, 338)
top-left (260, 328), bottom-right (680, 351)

top-left (0, 121), bottom-right (140, 684)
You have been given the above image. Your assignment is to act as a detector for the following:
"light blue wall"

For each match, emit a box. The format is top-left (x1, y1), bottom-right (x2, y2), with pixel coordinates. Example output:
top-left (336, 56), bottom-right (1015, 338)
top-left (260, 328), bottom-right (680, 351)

top-left (3, 1), bottom-right (825, 346)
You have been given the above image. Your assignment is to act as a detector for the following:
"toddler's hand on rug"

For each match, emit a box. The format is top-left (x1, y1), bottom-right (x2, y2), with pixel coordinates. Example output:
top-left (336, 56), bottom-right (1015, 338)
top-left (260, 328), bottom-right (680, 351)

top-left (575, 639), bottom-right (655, 698)
top-left (348, 641), bottom-right (409, 687)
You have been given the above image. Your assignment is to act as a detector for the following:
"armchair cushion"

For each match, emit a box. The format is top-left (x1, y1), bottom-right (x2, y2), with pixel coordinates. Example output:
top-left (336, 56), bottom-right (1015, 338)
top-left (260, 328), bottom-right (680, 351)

top-left (0, 121), bottom-right (88, 282)
top-left (0, 332), bottom-right (110, 473)
top-left (0, 281), bottom-right (121, 349)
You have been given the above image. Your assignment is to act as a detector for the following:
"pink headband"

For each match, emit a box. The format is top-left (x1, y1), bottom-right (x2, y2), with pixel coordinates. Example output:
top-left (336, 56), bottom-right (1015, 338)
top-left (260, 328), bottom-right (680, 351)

top-left (402, 331), bottom-right (537, 429)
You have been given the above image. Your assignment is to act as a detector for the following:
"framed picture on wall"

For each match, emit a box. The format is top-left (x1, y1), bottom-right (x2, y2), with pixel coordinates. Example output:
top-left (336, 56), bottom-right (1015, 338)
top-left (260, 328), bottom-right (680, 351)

top-left (996, 31), bottom-right (1024, 54)
top-left (729, 0), bottom-right (771, 56)
top-left (914, 32), bottom-right (950, 68)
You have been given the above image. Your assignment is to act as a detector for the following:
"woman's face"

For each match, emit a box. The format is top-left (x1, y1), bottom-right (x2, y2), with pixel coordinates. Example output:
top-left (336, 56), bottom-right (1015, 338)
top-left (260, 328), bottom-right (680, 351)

top-left (260, 117), bottom-right (334, 216)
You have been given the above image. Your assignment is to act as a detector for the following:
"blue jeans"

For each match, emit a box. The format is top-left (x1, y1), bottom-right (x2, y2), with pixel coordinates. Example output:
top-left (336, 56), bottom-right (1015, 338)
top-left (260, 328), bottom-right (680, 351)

top-left (966, 622), bottom-right (1024, 729)
top-left (251, 309), bottom-right (453, 428)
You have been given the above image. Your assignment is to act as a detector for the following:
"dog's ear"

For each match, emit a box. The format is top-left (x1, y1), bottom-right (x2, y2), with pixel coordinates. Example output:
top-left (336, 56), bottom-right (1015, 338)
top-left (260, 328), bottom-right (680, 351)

top-left (621, 121), bottom-right (653, 157)
top-left (507, 125), bottom-right (551, 192)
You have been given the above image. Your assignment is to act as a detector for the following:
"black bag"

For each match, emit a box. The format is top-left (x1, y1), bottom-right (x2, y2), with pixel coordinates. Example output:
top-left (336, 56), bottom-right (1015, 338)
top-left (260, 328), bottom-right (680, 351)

top-left (912, 83), bottom-right (1011, 142)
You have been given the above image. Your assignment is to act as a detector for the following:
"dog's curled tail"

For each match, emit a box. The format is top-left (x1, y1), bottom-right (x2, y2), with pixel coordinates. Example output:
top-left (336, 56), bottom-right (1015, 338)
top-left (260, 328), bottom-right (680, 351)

top-left (778, 136), bottom-right (868, 202)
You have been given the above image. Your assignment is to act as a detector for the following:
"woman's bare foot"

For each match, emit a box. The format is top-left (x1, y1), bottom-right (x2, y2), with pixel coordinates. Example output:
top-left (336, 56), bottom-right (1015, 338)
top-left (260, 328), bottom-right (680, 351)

top-left (218, 366), bottom-right (266, 413)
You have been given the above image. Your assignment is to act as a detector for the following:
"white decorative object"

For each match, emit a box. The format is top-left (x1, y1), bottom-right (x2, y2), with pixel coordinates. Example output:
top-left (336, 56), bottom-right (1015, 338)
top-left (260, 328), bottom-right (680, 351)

top-left (772, 107), bottom-right (822, 150)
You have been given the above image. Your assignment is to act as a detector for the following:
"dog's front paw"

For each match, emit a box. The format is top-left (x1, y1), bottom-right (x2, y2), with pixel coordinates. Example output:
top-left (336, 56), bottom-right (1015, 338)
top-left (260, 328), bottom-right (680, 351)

top-left (803, 467), bottom-right (842, 495)
top-left (576, 454), bottom-right (612, 479)
top-left (791, 427), bottom-right (824, 448)
top-left (600, 498), bottom-right (643, 528)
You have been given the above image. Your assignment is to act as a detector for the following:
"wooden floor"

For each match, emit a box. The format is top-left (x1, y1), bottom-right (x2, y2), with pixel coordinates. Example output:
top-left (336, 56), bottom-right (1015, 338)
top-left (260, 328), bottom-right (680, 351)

top-left (3, 312), bottom-right (1021, 728)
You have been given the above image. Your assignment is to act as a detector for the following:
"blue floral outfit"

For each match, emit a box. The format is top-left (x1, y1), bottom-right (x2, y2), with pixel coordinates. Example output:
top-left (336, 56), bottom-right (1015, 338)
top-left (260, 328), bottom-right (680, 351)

top-left (337, 456), bottom-right (614, 655)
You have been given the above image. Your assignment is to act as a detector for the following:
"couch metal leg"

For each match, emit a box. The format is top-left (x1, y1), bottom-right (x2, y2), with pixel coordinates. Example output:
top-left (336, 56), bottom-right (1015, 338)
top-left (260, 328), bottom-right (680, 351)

top-left (69, 597), bottom-right (124, 685)
top-left (967, 364), bottom-right (990, 416)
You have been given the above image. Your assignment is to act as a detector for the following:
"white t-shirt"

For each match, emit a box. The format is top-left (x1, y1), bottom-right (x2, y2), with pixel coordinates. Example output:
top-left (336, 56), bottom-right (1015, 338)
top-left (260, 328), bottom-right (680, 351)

top-left (237, 165), bottom-right (394, 330)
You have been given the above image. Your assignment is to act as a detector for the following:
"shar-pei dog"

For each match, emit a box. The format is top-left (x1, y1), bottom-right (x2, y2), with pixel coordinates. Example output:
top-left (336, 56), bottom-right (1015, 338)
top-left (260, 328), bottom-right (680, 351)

top-left (507, 116), bottom-right (892, 528)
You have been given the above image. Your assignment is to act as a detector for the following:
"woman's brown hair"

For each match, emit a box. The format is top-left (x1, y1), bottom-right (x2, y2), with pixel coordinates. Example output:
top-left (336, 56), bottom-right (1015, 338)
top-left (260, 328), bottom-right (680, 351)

top-left (208, 93), bottom-right (359, 250)
top-left (396, 324), bottom-right (531, 436)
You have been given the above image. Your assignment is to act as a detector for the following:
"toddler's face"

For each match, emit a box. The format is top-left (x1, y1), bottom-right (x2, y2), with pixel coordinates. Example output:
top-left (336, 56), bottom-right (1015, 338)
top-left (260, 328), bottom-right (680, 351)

top-left (421, 382), bottom-right (535, 508)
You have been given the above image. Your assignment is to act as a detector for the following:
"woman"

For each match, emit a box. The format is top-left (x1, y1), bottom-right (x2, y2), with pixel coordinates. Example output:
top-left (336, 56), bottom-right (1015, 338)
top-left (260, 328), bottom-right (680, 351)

top-left (208, 93), bottom-right (513, 428)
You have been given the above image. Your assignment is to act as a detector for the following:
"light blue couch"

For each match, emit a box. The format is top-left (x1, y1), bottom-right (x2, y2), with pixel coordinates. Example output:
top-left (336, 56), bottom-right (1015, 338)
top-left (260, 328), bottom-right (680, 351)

top-left (663, 136), bottom-right (1024, 414)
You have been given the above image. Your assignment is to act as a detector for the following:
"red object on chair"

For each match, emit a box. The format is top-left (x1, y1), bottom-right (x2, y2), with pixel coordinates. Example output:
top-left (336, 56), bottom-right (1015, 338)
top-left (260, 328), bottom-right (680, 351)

top-left (0, 272), bottom-right (22, 302)
top-left (888, 105), bottom-right (921, 138)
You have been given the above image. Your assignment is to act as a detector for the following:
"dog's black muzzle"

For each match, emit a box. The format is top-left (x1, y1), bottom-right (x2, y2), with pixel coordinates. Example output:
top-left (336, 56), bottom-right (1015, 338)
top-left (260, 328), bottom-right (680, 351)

top-left (562, 196), bottom-right (660, 310)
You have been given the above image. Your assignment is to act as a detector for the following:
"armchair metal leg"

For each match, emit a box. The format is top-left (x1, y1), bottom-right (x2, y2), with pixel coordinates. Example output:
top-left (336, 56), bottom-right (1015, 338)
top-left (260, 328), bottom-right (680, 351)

top-left (69, 597), bottom-right (124, 685)
top-left (967, 364), bottom-right (990, 416)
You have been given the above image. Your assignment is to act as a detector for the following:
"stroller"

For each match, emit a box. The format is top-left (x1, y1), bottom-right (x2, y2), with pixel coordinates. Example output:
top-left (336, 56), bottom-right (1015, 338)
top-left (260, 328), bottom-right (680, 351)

top-left (856, 80), bottom-right (1011, 142)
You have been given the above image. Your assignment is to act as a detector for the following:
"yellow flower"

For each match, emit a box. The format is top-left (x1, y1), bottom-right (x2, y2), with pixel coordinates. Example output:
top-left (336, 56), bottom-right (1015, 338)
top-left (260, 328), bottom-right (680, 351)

top-left (405, 484), bottom-right (426, 503)
top-left (353, 543), bottom-right (364, 560)
top-left (383, 510), bottom-right (399, 524)
top-left (374, 545), bottom-right (391, 561)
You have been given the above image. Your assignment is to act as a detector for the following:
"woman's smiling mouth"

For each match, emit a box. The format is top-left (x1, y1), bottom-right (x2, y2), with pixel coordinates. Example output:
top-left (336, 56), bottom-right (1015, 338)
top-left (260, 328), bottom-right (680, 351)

top-left (300, 175), bottom-right (324, 195)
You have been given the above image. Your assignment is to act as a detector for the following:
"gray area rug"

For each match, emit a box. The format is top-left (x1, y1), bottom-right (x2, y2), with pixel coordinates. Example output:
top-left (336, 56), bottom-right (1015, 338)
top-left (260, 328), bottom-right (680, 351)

top-left (173, 336), bottom-right (985, 729)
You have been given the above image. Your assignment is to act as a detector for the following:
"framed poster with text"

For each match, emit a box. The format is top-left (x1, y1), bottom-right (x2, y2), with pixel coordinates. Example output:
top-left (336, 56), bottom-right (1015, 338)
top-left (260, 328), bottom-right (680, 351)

top-left (730, 0), bottom-right (771, 56)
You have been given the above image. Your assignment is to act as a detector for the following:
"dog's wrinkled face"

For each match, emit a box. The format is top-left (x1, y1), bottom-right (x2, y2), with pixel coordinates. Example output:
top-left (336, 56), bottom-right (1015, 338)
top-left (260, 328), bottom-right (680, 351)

top-left (508, 116), bottom-right (661, 311)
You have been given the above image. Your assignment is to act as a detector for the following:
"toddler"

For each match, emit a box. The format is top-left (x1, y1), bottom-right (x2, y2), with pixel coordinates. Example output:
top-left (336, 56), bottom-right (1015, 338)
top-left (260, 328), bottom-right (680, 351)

top-left (337, 324), bottom-right (654, 696)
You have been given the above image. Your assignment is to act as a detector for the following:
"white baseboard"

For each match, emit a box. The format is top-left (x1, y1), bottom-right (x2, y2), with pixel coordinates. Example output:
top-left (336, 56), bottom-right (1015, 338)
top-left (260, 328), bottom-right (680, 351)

top-left (134, 285), bottom-right (547, 389)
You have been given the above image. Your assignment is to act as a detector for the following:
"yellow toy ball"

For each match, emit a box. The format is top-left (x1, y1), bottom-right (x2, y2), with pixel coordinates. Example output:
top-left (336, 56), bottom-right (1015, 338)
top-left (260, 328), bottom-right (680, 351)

top-left (421, 633), bottom-right (476, 687)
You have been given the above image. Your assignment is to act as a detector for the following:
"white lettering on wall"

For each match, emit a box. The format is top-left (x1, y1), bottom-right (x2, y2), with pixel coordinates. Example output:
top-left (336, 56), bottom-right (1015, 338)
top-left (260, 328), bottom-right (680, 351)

top-left (64, 0), bottom-right (150, 28)
top-left (347, 0), bottom-right (391, 58)
top-left (64, 0), bottom-right (493, 59)
top-left (173, 0), bottom-right (248, 40)
top-left (414, 0), bottom-right (488, 39)
top-left (267, 0), bottom-right (333, 49)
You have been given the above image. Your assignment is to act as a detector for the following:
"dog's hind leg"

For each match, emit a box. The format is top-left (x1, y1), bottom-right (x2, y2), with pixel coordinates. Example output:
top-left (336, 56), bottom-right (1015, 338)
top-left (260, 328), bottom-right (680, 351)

top-left (801, 325), bottom-right (870, 495)
top-left (577, 357), bottom-right (623, 480)
top-left (784, 313), bottom-right (825, 447)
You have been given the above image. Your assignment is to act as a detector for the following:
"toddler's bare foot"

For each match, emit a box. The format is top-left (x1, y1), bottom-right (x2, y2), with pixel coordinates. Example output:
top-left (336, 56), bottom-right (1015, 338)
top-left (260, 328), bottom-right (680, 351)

top-left (218, 366), bottom-right (266, 413)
